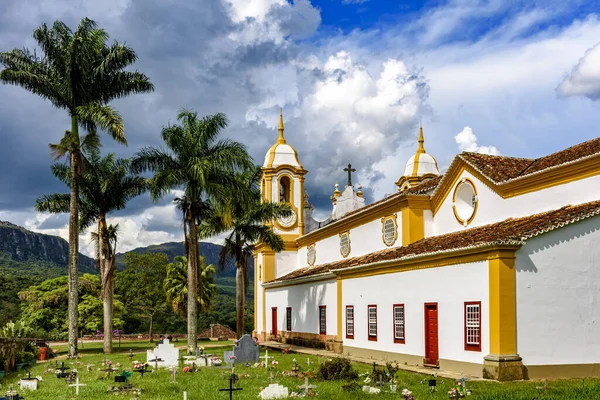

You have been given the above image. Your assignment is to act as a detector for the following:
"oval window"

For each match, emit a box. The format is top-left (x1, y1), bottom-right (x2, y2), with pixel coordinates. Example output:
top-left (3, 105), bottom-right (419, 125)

top-left (453, 179), bottom-right (478, 225)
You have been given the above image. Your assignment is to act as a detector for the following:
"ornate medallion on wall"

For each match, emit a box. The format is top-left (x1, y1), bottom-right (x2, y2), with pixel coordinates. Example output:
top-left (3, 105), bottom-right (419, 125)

top-left (452, 178), bottom-right (478, 226)
top-left (339, 231), bottom-right (351, 258)
top-left (381, 214), bottom-right (398, 246)
top-left (307, 244), bottom-right (316, 266)
top-left (277, 210), bottom-right (297, 228)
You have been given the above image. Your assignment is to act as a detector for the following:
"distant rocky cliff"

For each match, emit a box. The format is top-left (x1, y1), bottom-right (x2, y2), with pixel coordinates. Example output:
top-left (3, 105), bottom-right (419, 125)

top-left (0, 220), bottom-right (96, 273)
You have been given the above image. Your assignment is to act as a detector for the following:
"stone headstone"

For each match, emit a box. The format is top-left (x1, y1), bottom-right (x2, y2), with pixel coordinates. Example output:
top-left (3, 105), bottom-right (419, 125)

top-left (146, 339), bottom-right (179, 368)
top-left (362, 386), bottom-right (381, 394)
top-left (259, 384), bottom-right (288, 399)
top-left (223, 335), bottom-right (259, 365)
top-left (18, 378), bottom-right (38, 391)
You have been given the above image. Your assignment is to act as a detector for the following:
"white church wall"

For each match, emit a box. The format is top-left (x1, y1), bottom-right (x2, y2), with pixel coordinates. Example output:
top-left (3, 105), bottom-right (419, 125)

top-left (423, 209), bottom-right (434, 238)
top-left (265, 280), bottom-right (338, 336)
top-left (342, 261), bottom-right (489, 365)
top-left (275, 251), bottom-right (298, 279)
top-left (433, 170), bottom-right (600, 236)
top-left (297, 214), bottom-right (402, 268)
top-left (516, 216), bottom-right (600, 366)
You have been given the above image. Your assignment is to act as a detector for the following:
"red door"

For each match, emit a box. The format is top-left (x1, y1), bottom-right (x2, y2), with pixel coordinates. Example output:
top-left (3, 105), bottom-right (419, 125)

top-left (271, 307), bottom-right (278, 338)
top-left (424, 303), bottom-right (439, 365)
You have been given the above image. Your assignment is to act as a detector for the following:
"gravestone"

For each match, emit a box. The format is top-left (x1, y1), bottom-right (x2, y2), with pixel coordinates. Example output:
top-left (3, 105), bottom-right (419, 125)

top-left (259, 384), bottom-right (288, 399)
top-left (223, 335), bottom-right (259, 365)
top-left (18, 371), bottom-right (38, 390)
top-left (146, 339), bottom-right (179, 368)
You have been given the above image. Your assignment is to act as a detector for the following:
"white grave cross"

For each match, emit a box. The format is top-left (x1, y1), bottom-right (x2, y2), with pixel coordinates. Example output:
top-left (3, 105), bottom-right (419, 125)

top-left (260, 350), bottom-right (271, 368)
top-left (68, 376), bottom-right (87, 396)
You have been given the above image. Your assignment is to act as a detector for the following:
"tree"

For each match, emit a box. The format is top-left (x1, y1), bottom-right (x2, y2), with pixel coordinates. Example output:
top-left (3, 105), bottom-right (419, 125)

top-left (18, 274), bottom-right (123, 339)
top-left (200, 166), bottom-right (291, 337)
top-left (36, 150), bottom-right (147, 353)
top-left (115, 253), bottom-right (169, 343)
top-left (0, 18), bottom-right (153, 356)
top-left (164, 255), bottom-right (217, 319)
top-left (132, 109), bottom-right (251, 349)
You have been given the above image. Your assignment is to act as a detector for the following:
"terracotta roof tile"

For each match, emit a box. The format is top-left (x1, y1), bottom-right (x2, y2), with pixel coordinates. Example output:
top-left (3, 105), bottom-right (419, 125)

top-left (521, 137), bottom-right (600, 175)
top-left (458, 137), bottom-right (600, 184)
top-left (458, 153), bottom-right (533, 183)
top-left (274, 200), bottom-right (600, 282)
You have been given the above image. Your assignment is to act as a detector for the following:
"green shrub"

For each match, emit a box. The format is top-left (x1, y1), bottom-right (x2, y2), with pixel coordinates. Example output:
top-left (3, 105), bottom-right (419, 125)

top-left (317, 357), bottom-right (358, 381)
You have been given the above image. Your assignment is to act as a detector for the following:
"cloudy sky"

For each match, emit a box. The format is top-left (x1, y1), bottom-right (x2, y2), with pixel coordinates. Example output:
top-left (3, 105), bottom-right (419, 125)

top-left (1, 0), bottom-right (600, 255)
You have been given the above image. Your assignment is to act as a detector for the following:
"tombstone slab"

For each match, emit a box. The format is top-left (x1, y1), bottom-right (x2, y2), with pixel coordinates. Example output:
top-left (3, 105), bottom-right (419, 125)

top-left (223, 335), bottom-right (259, 365)
top-left (259, 384), bottom-right (288, 399)
top-left (18, 379), bottom-right (38, 390)
top-left (146, 339), bottom-right (179, 368)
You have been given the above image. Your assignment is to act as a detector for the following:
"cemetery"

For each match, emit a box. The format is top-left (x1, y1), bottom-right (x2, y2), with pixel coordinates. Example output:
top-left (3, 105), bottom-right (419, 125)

top-left (0, 339), bottom-right (599, 399)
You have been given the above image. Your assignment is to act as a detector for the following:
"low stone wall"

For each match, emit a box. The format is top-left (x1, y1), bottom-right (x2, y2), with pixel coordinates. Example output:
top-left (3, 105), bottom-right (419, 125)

top-left (275, 331), bottom-right (343, 354)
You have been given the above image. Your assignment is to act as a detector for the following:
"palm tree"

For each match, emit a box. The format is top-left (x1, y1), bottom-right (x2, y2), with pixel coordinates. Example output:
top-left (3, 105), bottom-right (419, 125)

top-left (36, 149), bottom-right (147, 353)
top-left (199, 166), bottom-right (292, 337)
top-left (132, 109), bottom-right (252, 349)
top-left (0, 18), bottom-right (153, 356)
top-left (164, 255), bottom-right (217, 319)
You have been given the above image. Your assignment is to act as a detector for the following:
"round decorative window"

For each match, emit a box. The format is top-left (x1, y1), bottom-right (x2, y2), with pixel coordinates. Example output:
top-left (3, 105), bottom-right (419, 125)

top-left (381, 215), bottom-right (398, 246)
top-left (452, 178), bottom-right (478, 226)
top-left (339, 232), bottom-right (351, 258)
top-left (307, 245), bottom-right (316, 266)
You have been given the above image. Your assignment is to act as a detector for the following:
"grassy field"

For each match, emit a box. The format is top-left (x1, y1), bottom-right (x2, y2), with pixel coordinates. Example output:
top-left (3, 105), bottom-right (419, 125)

top-left (1, 341), bottom-right (599, 399)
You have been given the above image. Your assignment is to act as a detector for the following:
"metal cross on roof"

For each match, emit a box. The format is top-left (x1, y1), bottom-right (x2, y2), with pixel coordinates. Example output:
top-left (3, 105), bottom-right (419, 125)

top-left (343, 163), bottom-right (356, 187)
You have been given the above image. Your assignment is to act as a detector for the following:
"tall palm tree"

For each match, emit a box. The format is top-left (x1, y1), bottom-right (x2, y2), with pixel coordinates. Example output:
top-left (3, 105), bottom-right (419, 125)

top-left (164, 255), bottom-right (217, 319)
top-left (36, 149), bottom-right (147, 353)
top-left (199, 166), bottom-right (292, 337)
top-left (132, 109), bottom-right (252, 349)
top-left (0, 18), bottom-right (153, 356)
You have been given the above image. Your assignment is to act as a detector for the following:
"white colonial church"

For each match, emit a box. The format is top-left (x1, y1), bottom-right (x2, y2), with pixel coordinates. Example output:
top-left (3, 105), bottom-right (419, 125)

top-left (253, 111), bottom-right (600, 381)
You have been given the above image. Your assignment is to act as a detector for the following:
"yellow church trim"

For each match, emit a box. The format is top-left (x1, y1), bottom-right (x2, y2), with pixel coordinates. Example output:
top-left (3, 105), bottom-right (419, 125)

top-left (401, 207), bottom-right (424, 246)
top-left (381, 214), bottom-right (399, 247)
top-left (432, 153), bottom-right (600, 216)
top-left (263, 110), bottom-right (305, 170)
top-left (296, 195), bottom-right (430, 247)
top-left (452, 178), bottom-right (479, 226)
top-left (336, 277), bottom-right (343, 340)
top-left (262, 251), bottom-right (276, 283)
top-left (488, 250), bottom-right (517, 356)
top-left (334, 244), bottom-right (520, 280)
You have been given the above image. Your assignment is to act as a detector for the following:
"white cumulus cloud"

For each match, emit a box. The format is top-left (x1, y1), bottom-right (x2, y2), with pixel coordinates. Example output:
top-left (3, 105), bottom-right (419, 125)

top-left (454, 126), bottom-right (500, 155)
top-left (557, 41), bottom-right (600, 100)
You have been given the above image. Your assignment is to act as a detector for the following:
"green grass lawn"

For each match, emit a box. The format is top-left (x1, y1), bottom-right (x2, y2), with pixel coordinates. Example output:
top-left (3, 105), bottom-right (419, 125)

top-left (2, 343), bottom-right (599, 399)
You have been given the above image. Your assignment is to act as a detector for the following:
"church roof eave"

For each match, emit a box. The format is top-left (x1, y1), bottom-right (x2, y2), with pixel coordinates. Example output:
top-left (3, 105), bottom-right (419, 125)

top-left (277, 199), bottom-right (600, 284)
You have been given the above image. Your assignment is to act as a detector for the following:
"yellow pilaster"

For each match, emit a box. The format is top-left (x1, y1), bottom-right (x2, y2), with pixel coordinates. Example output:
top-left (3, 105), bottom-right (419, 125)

top-left (401, 207), bottom-right (424, 246)
top-left (488, 250), bottom-right (517, 355)
top-left (484, 249), bottom-right (523, 381)
top-left (254, 256), bottom-right (258, 334)
top-left (262, 251), bottom-right (275, 283)
top-left (336, 277), bottom-right (342, 340)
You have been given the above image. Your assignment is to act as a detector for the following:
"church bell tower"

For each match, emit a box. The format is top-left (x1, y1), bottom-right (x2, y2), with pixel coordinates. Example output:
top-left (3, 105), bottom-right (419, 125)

top-left (254, 109), bottom-right (307, 341)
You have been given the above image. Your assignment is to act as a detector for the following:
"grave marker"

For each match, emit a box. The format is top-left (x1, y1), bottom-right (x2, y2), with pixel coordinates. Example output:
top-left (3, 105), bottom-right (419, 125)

top-left (219, 374), bottom-right (242, 400)
top-left (259, 350), bottom-right (271, 368)
top-left (223, 335), bottom-right (260, 365)
top-left (297, 376), bottom-right (317, 396)
top-left (68, 376), bottom-right (86, 396)
top-left (147, 339), bottom-right (179, 368)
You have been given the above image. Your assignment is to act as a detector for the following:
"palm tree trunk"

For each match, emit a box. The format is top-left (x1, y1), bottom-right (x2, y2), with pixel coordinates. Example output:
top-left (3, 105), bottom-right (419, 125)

top-left (235, 235), bottom-right (244, 338)
top-left (187, 218), bottom-right (199, 350)
top-left (67, 116), bottom-right (80, 357)
top-left (103, 268), bottom-right (113, 354)
top-left (148, 314), bottom-right (154, 343)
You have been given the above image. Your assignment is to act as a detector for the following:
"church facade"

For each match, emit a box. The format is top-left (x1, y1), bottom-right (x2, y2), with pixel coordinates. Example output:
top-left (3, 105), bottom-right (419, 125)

top-left (253, 112), bottom-right (600, 381)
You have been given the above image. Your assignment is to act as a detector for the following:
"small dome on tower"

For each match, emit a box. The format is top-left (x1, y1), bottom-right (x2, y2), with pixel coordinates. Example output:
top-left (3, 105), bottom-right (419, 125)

top-left (263, 109), bottom-right (302, 169)
top-left (396, 123), bottom-right (440, 191)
